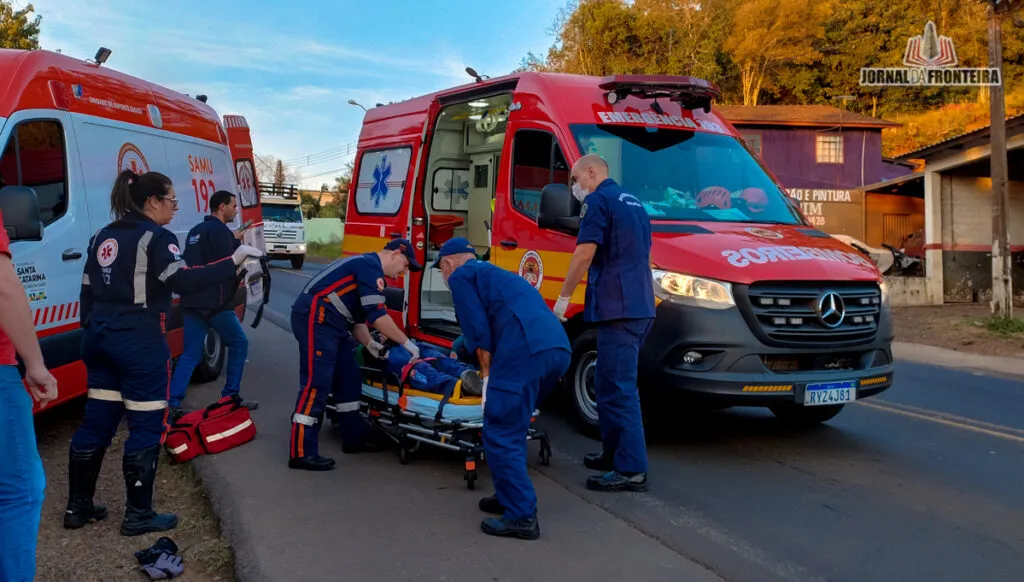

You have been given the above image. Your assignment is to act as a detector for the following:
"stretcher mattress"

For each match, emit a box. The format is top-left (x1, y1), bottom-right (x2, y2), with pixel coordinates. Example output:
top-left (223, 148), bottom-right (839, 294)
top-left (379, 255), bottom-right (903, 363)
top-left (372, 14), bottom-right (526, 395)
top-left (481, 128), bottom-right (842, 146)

top-left (361, 378), bottom-right (484, 423)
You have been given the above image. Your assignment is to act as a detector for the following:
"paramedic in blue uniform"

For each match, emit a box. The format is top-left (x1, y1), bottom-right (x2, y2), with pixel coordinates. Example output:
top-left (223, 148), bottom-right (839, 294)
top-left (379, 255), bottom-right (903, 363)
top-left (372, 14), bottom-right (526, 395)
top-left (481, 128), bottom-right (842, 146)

top-left (168, 189), bottom-right (257, 418)
top-left (65, 170), bottom-right (263, 536)
top-left (434, 237), bottom-right (570, 541)
top-left (554, 153), bottom-right (656, 493)
top-left (288, 239), bottom-right (423, 472)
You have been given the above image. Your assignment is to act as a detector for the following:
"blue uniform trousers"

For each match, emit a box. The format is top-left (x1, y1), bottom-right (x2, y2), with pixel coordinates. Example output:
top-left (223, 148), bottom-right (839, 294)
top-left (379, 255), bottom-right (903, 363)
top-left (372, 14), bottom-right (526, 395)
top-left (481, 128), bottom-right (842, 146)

top-left (595, 317), bottom-right (654, 474)
top-left (289, 304), bottom-right (364, 459)
top-left (71, 317), bottom-right (173, 455)
top-left (484, 347), bottom-right (570, 520)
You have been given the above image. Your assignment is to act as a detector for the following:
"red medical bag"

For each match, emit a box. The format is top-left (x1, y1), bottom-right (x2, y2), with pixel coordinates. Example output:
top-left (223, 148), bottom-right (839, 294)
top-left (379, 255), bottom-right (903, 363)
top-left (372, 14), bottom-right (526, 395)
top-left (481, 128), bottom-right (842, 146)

top-left (164, 395), bottom-right (257, 463)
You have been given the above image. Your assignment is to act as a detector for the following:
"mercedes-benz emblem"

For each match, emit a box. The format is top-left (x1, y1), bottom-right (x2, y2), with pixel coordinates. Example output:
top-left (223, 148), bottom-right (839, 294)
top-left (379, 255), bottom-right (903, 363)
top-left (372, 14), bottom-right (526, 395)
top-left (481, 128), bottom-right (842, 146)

top-left (816, 291), bottom-right (846, 328)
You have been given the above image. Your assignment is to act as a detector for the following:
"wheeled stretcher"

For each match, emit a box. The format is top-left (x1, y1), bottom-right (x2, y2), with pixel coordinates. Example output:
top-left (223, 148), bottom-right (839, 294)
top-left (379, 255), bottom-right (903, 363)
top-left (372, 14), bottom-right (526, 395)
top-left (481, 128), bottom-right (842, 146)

top-left (324, 348), bottom-right (553, 490)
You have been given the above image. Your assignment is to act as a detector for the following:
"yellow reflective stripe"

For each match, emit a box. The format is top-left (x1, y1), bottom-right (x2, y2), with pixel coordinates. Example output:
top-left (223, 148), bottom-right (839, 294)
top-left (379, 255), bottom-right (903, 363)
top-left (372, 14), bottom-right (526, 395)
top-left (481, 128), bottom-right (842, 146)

top-left (87, 388), bottom-right (122, 402)
top-left (124, 399), bottom-right (168, 412)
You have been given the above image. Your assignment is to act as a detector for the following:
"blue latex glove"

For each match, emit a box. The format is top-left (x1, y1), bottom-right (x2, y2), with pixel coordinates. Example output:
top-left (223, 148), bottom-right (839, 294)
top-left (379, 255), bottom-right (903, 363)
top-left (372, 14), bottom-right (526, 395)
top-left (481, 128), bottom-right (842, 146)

top-left (142, 553), bottom-right (184, 579)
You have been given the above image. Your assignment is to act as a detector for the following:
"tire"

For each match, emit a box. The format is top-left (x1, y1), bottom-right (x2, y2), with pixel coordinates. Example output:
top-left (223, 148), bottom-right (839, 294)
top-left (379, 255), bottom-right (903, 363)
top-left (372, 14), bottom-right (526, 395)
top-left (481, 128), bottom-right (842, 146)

top-left (191, 327), bottom-right (225, 383)
top-left (769, 403), bottom-right (845, 427)
top-left (566, 329), bottom-right (602, 440)
top-left (291, 255), bottom-right (305, 270)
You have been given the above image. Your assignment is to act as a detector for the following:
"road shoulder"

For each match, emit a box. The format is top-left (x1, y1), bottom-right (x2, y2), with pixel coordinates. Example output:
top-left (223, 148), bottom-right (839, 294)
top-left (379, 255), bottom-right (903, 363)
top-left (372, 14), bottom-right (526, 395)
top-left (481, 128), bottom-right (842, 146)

top-left (893, 341), bottom-right (1024, 380)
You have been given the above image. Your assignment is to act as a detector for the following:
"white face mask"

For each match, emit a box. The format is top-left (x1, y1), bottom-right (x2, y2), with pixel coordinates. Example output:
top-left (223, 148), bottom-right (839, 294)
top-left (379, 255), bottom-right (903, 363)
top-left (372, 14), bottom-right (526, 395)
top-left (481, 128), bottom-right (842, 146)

top-left (571, 182), bottom-right (588, 202)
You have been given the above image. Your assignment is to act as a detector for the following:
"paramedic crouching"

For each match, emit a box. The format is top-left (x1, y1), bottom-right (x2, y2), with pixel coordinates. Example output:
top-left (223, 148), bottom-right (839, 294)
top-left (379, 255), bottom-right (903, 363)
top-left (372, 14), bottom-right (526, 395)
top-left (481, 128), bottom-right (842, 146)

top-left (65, 170), bottom-right (263, 536)
top-left (434, 237), bottom-right (570, 541)
top-left (168, 190), bottom-right (257, 418)
top-left (288, 239), bottom-right (423, 472)
top-left (554, 153), bottom-right (655, 493)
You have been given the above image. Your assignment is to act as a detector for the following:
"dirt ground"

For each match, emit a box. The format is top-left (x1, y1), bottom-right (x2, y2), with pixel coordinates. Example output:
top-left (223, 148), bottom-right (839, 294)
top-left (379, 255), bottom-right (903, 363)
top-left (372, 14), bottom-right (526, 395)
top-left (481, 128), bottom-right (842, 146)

top-left (892, 303), bottom-right (1024, 359)
top-left (33, 400), bottom-right (234, 582)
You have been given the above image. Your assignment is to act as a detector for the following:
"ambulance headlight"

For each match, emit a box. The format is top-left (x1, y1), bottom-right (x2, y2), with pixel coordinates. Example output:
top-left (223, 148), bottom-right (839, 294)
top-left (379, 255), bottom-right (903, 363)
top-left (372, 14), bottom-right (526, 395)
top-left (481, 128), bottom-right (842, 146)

top-left (652, 270), bottom-right (735, 309)
top-left (879, 279), bottom-right (889, 306)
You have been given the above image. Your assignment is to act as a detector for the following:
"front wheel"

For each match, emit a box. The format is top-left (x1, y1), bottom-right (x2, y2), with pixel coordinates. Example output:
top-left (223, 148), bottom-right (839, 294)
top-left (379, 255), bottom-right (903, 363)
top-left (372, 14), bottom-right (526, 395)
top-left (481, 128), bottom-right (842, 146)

top-left (769, 403), bottom-right (845, 427)
top-left (566, 330), bottom-right (601, 440)
top-left (291, 255), bottom-right (305, 270)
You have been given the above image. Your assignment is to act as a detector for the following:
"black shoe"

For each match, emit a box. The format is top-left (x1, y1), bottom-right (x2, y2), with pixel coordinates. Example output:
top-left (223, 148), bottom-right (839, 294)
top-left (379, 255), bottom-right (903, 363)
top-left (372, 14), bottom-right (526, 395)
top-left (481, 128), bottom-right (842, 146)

top-left (583, 452), bottom-right (614, 472)
top-left (64, 445), bottom-right (108, 529)
top-left (478, 495), bottom-right (505, 515)
top-left (288, 455), bottom-right (336, 471)
top-left (169, 407), bottom-right (189, 423)
top-left (120, 445), bottom-right (178, 537)
top-left (342, 428), bottom-right (392, 454)
top-left (586, 471), bottom-right (648, 492)
top-left (481, 515), bottom-right (540, 540)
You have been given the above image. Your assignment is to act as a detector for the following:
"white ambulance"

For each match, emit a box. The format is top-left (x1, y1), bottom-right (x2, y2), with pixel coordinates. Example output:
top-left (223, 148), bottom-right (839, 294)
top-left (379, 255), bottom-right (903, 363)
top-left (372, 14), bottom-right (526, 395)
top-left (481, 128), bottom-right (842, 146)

top-left (0, 47), bottom-right (267, 412)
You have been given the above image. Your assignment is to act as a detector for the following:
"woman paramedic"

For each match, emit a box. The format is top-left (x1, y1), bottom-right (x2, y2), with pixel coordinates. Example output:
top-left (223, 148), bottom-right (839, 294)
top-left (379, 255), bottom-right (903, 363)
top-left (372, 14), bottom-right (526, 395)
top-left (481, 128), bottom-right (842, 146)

top-left (63, 169), bottom-right (263, 537)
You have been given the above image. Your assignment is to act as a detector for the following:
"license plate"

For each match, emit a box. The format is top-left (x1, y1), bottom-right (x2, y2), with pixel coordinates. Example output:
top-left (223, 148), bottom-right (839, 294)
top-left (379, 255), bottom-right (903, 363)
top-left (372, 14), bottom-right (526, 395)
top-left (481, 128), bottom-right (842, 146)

top-left (803, 380), bottom-right (857, 406)
top-left (273, 244), bottom-right (285, 250)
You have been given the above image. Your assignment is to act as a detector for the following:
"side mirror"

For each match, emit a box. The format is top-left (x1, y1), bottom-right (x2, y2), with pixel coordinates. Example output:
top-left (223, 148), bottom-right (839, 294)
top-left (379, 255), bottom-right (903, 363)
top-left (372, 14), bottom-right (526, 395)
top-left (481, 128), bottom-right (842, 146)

top-left (0, 186), bottom-right (43, 242)
top-left (537, 183), bottom-right (581, 234)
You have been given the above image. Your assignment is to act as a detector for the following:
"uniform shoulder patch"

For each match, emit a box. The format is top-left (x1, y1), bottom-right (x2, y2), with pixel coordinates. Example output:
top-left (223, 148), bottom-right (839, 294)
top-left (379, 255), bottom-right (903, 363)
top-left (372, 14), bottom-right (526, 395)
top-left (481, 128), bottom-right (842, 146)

top-left (97, 238), bottom-right (119, 267)
top-left (580, 203), bottom-right (587, 218)
top-left (168, 243), bottom-right (182, 261)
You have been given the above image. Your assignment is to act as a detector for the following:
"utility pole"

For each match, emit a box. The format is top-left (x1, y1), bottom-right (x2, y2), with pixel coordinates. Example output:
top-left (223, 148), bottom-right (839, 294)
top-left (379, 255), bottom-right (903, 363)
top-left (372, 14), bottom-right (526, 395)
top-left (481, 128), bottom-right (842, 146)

top-left (988, 0), bottom-right (1013, 318)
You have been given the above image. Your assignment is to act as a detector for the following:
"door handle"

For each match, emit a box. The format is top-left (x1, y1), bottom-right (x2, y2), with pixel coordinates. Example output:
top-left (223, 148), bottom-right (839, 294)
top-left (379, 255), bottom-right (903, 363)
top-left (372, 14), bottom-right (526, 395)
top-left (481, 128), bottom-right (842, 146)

top-left (500, 239), bottom-right (518, 249)
top-left (62, 249), bottom-right (82, 261)
top-left (389, 232), bottom-right (402, 239)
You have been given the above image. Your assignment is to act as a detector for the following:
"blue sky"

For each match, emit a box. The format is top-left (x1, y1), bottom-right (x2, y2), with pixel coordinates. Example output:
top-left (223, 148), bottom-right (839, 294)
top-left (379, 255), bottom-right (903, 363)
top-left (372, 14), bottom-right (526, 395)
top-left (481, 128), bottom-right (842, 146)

top-left (27, 0), bottom-right (566, 188)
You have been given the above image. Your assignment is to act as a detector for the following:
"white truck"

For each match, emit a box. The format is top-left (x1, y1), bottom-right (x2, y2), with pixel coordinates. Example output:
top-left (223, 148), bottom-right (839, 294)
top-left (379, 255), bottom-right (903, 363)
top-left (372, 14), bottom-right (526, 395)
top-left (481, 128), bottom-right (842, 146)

top-left (258, 183), bottom-right (306, 269)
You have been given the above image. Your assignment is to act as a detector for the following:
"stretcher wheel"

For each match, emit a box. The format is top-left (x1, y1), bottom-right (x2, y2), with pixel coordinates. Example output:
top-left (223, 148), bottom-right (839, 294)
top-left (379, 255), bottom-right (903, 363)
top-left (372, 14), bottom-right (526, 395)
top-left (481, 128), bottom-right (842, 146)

top-left (398, 446), bottom-right (411, 465)
top-left (466, 471), bottom-right (477, 490)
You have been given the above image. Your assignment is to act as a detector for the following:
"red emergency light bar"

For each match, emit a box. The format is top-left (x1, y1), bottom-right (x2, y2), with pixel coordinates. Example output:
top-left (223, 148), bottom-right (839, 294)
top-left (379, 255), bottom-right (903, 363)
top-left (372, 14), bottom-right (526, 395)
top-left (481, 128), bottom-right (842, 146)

top-left (597, 75), bottom-right (721, 110)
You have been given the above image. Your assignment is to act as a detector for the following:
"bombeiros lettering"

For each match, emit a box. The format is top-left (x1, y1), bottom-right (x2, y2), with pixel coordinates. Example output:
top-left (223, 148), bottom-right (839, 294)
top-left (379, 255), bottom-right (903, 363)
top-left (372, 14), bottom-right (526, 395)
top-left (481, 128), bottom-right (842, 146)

top-left (722, 245), bottom-right (874, 269)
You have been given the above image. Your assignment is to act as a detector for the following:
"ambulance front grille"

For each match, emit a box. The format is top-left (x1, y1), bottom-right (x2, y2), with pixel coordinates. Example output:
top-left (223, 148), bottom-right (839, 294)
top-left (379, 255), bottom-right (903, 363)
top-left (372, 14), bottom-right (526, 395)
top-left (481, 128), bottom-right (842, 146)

top-left (740, 282), bottom-right (882, 346)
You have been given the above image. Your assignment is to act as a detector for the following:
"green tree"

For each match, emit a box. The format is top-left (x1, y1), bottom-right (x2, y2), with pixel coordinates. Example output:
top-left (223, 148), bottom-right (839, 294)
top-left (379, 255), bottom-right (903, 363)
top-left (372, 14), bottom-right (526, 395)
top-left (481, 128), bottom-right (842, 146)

top-left (0, 1), bottom-right (41, 50)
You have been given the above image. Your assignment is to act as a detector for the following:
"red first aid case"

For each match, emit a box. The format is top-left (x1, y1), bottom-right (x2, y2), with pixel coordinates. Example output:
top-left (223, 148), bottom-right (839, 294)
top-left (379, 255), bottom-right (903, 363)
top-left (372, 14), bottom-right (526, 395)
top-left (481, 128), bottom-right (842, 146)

top-left (165, 395), bottom-right (256, 462)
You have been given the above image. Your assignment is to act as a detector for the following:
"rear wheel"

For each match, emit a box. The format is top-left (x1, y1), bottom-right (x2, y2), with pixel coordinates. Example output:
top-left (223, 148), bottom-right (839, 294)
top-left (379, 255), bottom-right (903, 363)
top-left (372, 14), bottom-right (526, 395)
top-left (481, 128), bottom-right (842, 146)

top-left (566, 330), bottom-right (601, 440)
top-left (191, 327), bottom-right (224, 383)
top-left (769, 403), bottom-right (845, 427)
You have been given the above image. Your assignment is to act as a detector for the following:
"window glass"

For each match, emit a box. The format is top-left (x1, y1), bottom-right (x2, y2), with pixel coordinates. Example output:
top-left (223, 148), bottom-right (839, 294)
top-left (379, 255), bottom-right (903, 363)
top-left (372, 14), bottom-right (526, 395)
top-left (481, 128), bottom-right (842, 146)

top-left (0, 120), bottom-right (68, 225)
top-left (510, 130), bottom-right (568, 219)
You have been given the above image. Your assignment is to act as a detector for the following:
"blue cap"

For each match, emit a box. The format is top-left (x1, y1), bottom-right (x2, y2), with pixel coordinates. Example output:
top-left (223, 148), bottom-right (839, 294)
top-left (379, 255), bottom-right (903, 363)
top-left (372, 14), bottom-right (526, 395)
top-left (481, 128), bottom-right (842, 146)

top-left (431, 237), bottom-right (477, 269)
top-left (383, 238), bottom-right (423, 271)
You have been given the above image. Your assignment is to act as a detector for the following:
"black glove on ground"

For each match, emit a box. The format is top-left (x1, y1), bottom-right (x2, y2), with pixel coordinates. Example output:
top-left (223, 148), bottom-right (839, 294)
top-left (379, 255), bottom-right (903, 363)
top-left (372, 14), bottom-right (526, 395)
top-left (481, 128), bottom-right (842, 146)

top-left (135, 536), bottom-right (179, 565)
top-left (142, 553), bottom-right (184, 580)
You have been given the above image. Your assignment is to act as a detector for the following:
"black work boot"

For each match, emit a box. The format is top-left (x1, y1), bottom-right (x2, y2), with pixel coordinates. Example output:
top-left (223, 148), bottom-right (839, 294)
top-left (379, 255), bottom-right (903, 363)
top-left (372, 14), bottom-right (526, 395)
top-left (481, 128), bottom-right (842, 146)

top-left (481, 514), bottom-right (541, 540)
top-left (586, 470), bottom-right (649, 492)
top-left (288, 455), bottom-right (336, 471)
top-left (341, 425), bottom-right (392, 454)
top-left (64, 445), bottom-right (108, 529)
top-left (120, 445), bottom-right (178, 537)
top-left (478, 495), bottom-right (506, 515)
top-left (583, 451), bottom-right (615, 472)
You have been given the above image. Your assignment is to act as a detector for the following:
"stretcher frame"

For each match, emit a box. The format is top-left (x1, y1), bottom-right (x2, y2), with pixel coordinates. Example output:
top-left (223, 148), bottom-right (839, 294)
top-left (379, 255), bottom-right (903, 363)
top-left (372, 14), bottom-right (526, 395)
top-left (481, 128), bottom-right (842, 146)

top-left (325, 362), bottom-right (553, 490)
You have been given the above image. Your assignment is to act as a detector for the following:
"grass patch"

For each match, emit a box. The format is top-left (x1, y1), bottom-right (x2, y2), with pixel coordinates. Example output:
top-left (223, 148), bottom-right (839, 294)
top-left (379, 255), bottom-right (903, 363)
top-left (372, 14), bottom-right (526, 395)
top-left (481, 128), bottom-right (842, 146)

top-left (307, 240), bottom-right (342, 259)
top-left (979, 316), bottom-right (1024, 337)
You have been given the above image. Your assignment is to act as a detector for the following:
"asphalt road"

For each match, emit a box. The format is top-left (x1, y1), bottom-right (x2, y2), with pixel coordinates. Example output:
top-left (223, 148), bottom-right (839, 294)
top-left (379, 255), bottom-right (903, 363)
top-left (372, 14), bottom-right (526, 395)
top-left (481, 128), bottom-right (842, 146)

top-left (263, 261), bottom-right (1024, 582)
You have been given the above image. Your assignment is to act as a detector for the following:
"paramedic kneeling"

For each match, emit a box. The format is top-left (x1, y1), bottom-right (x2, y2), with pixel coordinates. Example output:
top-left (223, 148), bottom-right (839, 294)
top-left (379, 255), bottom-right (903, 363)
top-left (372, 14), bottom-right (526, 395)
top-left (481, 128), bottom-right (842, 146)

top-left (435, 237), bottom-right (570, 541)
top-left (66, 170), bottom-right (262, 536)
top-left (169, 190), bottom-right (257, 418)
top-left (288, 239), bottom-right (423, 471)
top-left (554, 153), bottom-right (656, 493)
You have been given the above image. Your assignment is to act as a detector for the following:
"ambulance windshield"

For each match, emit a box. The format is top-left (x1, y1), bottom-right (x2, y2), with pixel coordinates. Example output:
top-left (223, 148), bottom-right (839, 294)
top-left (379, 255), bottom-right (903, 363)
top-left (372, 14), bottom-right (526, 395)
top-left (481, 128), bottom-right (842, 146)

top-left (261, 203), bottom-right (303, 224)
top-left (570, 124), bottom-right (802, 225)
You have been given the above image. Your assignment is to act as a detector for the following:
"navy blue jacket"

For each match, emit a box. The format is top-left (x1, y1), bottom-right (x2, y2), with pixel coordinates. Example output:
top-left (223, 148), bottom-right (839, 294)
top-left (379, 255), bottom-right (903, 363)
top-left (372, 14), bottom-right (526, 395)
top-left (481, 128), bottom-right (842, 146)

top-left (80, 212), bottom-right (238, 332)
top-left (447, 260), bottom-right (570, 390)
top-left (291, 253), bottom-right (390, 328)
top-left (179, 215), bottom-right (242, 313)
top-left (577, 178), bottom-right (656, 322)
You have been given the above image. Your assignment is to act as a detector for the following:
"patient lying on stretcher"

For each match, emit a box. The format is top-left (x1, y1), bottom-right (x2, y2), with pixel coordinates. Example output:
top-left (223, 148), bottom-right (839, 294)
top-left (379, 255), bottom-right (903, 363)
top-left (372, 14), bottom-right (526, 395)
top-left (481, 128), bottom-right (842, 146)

top-left (361, 335), bottom-right (484, 397)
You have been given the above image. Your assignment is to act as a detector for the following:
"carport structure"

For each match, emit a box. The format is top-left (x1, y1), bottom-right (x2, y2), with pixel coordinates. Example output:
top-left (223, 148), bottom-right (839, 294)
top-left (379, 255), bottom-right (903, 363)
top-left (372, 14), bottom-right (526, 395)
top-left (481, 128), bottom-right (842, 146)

top-left (859, 115), bottom-right (1024, 306)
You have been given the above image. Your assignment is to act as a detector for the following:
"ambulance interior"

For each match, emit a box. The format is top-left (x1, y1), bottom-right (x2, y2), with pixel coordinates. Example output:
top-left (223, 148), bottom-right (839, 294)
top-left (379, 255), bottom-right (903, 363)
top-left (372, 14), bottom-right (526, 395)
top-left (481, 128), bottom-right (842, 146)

top-left (418, 93), bottom-right (512, 335)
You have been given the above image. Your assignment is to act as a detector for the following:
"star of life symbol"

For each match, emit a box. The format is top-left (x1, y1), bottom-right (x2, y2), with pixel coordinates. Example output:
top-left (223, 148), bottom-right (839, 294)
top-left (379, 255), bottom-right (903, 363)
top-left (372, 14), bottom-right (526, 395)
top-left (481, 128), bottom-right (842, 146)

top-left (859, 21), bottom-right (1000, 87)
top-left (370, 154), bottom-right (392, 208)
top-left (97, 238), bottom-right (118, 267)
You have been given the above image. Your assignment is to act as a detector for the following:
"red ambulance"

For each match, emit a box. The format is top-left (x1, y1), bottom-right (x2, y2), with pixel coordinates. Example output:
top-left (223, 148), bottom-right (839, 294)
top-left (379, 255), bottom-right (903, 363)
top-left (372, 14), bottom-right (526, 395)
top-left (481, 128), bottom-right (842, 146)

top-left (342, 72), bottom-right (894, 435)
top-left (0, 48), bottom-right (267, 412)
